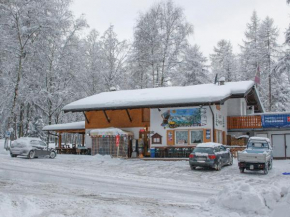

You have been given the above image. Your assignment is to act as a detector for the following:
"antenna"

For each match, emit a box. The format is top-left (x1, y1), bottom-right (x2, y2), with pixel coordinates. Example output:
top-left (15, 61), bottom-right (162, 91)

top-left (214, 74), bottom-right (218, 84)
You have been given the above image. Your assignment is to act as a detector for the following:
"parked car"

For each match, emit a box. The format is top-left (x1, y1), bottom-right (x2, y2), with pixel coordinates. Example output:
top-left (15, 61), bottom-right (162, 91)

top-left (237, 137), bottom-right (273, 174)
top-left (189, 143), bottom-right (233, 171)
top-left (10, 137), bottom-right (57, 159)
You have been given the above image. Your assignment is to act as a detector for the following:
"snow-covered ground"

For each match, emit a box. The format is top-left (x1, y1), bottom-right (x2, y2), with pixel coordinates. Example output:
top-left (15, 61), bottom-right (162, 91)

top-left (0, 139), bottom-right (289, 217)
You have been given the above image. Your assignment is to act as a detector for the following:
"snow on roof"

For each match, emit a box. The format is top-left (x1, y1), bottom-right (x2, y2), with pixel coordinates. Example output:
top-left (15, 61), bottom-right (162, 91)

top-left (62, 81), bottom-right (255, 112)
top-left (196, 142), bottom-right (222, 148)
top-left (90, 128), bottom-right (134, 137)
top-left (42, 121), bottom-right (85, 131)
top-left (249, 137), bottom-right (270, 143)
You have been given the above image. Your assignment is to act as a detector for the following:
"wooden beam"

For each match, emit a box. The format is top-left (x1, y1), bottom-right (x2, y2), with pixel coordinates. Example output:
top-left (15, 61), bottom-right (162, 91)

top-left (82, 134), bottom-right (85, 147)
top-left (126, 109), bottom-right (132, 122)
top-left (83, 112), bottom-right (90, 124)
top-left (58, 133), bottom-right (62, 149)
top-left (103, 110), bottom-right (110, 123)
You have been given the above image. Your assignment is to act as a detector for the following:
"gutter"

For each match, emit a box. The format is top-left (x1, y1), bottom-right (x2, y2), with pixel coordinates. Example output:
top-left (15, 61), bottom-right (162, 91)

top-left (209, 104), bottom-right (215, 142)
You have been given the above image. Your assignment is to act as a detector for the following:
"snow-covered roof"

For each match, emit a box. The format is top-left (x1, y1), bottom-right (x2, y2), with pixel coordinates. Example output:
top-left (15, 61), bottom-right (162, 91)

top-left (62, 81), bottom-right (255, 112)
top-left (249, 137), bottom-right (270, 143)
top-left (196, 142), bottom-right (222, 148)
top-left (42, 121), bottom-right (85, 131)
top-left (90, 128), bottom-right (134, 137)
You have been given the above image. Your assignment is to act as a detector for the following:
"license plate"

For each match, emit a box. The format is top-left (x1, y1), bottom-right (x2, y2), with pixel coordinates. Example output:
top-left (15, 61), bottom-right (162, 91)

top-left (197, 157), bottom-right (206, 161)
top-left (250, 165), bottom-right (254, 170)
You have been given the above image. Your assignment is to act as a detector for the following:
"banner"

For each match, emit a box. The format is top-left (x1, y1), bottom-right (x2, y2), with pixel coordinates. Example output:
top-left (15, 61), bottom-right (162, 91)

top-left (262, 114), bottom-right (290, 128)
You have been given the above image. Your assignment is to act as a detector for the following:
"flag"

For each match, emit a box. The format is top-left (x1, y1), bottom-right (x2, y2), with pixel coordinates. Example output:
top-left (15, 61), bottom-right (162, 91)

top-left (254, 65), bottom-right (261, 85)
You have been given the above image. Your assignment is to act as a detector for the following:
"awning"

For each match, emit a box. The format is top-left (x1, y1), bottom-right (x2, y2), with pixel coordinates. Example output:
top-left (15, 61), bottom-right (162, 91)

top-left (90, 128), bottom-right (134, 137)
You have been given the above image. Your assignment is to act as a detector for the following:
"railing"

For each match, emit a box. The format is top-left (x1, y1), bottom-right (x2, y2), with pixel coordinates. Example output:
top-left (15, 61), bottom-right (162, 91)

top-left (227, 116), bottom-right (262, 129)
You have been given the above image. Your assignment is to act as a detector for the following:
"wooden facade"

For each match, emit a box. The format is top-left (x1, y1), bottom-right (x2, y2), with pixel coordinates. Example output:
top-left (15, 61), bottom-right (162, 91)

top-left (85, 108), bottom-right (150, 129)
top-left (227, 115), bottom-right (262, 130)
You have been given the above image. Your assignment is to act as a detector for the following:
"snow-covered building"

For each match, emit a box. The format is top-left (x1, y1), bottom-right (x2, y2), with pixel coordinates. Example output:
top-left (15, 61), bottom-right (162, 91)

top-left (62, 80), bottom-right (264, 157)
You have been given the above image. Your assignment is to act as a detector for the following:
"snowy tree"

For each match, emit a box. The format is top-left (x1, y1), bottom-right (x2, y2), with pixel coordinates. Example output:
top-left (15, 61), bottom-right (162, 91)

top-left (210, 40), bottom-right (237, 82)
top-left (172, 45), bottom-right (209, 86)
top-left (99, 25), bottom-right (130, 91)
top-left (132, 0), bottom-right (193, 87)
top-left (239, 11), bottom-right (261, 81)
top-left (258, 16), bottom-right (280, 111)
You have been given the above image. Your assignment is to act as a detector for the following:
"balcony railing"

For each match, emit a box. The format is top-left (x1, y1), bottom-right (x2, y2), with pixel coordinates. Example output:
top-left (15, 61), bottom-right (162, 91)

top-left (227, 116), bottom-right (262, 129)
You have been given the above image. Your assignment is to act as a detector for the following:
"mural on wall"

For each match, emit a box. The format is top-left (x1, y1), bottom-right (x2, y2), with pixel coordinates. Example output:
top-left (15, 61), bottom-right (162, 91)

top-left (161, 108), bottom-right (207, 128)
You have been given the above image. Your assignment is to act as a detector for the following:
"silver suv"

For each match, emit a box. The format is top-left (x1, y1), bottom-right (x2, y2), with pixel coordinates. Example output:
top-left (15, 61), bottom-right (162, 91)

top-left (10, 137), bottom-right (56, 159)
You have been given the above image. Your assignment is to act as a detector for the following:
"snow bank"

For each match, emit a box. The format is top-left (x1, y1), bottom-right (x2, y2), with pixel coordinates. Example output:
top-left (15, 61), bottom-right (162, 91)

top-left (207, 182), bottom-right (290, 217)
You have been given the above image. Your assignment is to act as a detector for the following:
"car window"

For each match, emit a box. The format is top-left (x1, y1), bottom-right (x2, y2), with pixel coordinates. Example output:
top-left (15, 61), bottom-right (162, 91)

top-left (220, 146), bottom-right (226, 151)
top-left (248, 142), bottom-right (269, 149)
top-left (193, 147), bottom-right (214, 154)
top-left (39, 141), bottom-right (47, 147)
top-left (30, 140), bottom-right (46, 147)
top-left (214, 147), bottom-right (220, 153)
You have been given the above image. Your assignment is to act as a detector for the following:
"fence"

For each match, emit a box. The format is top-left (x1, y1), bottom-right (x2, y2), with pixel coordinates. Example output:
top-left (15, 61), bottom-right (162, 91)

top-left (91, 136), bottom-right (129, 158)
top-left (227, 116), bottom-right (262, 129)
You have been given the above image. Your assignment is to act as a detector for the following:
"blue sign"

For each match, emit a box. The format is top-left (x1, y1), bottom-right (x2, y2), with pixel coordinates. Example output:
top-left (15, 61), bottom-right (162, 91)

top-left (206, 130), bottom-right (211, 139)
top-left (262, 114), bottom-right (290, 128)
top-left (282, 172), bottom-right (290, 175)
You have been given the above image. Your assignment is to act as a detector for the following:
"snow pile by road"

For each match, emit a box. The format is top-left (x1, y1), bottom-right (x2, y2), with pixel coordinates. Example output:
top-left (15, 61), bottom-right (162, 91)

top-left (207, 181), bottom-right (290, 217)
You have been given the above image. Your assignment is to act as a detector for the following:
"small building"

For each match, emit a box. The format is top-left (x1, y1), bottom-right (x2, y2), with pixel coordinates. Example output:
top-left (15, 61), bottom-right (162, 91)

top-left (62, 80), bottom-right (266, 157)
top-left (42, 121), bottom-right (87, 154)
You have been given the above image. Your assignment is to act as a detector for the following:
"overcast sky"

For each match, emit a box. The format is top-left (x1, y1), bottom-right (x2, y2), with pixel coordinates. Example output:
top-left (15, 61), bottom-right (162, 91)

top-left (71, 0), bottom-right (289, 58)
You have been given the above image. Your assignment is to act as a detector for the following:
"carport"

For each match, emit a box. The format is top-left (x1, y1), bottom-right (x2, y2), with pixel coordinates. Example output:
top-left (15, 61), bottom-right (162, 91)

top-left (42, 121), bottom-right (87, 154)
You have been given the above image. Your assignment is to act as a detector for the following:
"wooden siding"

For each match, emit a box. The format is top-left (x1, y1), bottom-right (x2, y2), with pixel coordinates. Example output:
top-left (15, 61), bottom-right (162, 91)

top-left (85, 109), bottom-right (150, 129)
top-left (227, 116), bottom-right (262, 129)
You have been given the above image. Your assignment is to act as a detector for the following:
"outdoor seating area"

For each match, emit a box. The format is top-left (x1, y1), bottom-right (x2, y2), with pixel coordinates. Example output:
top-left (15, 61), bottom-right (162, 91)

top-left (55, 145), bottom-right (91, 155)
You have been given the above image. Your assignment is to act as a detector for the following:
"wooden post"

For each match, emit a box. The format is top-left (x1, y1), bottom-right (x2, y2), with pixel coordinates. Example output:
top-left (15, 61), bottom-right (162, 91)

top-left (82, 134), bottom-right (85, 146)
top-left (58, 133), bottom-right (61, 149)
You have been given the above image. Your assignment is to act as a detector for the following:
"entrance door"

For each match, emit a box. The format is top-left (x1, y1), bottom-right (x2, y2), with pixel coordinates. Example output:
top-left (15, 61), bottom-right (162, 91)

top-left (272, 135), bottom-right (286, 158)
top-left (286, 135), bottom-right (290, 158)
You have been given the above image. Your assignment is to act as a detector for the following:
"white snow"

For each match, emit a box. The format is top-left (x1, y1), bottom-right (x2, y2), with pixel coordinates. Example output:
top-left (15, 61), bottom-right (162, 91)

top-left (197, 142), bottom-right (222, 148)
top-left (0, 139), bottom-right (289, 217)
top-left (62, 81), bottom-right (255, 111)
top-left (249, 137), bottom-right (271, 143)
top-left (42, 121), bottom-right (85, 131)
top-left (90, 127), bottom-right (134, 136)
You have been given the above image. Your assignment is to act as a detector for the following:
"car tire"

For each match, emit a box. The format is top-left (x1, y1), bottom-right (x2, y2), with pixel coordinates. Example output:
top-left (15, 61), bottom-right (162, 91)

top-left (215, 160), bottom-right (222, 171)
top-left (264, 164), bottom-right (269, 175)
top-left (269, 160), bottom-right (273, 170)
top-left (10, 153), bottom-right (17, 158)
top-left (49, 151), bottom-right (56, 159)
top-left (28, 150), bottom-right (35, 159)
top-left (228, 155), bottom-right (233, 166)
top-left (240, 168), bottom-right (245, 173)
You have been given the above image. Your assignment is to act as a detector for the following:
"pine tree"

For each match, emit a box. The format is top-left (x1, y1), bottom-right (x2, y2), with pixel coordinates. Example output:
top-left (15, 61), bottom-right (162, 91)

top-left (239, 11), bottom-right (261, 81)
top-left (210, 40), bottom-right (237, 82)
top-left (173, 45), bottom-right (209, 86)
top-left (258, 16), bottom-right (280, 111)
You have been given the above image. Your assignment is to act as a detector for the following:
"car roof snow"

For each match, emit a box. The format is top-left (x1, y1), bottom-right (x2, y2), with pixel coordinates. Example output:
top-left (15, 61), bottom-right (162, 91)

top-left (249, 137), bottom-right (270, 143)
top-left (196, 142), bottom-right (222, 148)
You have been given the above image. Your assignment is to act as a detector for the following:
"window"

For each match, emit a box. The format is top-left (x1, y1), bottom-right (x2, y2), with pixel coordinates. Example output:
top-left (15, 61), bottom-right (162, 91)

top-left (214, 147), bottom-right (220, 153)
top-left (152, 133), bottom-right (162, 144)
top-left (190, 130), bottom-right (203, 144)
top-left (175, 131), bottom-right (188, 145)
top-left (220, 146), bottom-right (226, 151)
top-left (216, 131), bottom-right (223, 143)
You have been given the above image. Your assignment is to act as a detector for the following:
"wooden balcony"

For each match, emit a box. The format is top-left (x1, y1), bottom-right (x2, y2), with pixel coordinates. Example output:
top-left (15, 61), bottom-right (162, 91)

top-left (227, 116), bottom-right (262, 130)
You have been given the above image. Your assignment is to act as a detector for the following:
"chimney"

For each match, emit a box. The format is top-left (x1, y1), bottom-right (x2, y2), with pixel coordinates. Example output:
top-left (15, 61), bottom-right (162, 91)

top-left (218, 77), bottom-right (225, 85)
